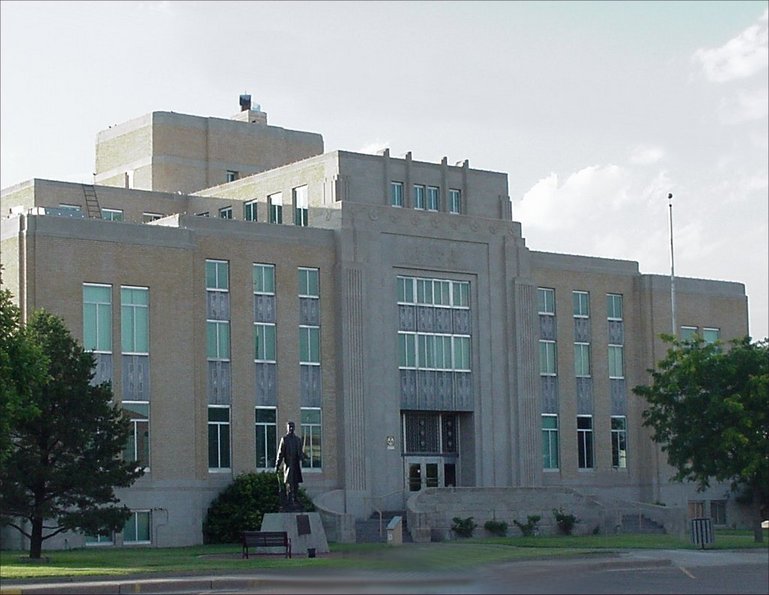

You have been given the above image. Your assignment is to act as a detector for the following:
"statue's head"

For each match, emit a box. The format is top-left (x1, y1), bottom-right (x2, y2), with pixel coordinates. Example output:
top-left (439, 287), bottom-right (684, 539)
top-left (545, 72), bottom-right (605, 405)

top-left (287, 421), bottom-right (295, 433)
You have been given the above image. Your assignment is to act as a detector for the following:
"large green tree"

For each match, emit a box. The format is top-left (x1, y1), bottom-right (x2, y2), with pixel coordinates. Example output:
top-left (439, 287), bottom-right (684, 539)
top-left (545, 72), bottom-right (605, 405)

top-left (0, 276), bottom-right (44, 465)
top-left (0, 309), bottom-right (144, 558)
top-left (634, 335), bottom-right (768, 542)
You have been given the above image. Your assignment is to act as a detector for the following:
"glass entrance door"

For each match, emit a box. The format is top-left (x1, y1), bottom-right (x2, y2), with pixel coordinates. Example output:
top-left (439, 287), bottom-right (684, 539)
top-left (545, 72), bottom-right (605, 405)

top-left (405, 457), bottom-right (457, 491)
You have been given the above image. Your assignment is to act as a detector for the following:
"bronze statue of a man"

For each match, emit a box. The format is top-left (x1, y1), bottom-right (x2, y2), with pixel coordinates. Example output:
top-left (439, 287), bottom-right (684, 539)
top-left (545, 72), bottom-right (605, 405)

top-left (275, 421), bottom-right (306, 507)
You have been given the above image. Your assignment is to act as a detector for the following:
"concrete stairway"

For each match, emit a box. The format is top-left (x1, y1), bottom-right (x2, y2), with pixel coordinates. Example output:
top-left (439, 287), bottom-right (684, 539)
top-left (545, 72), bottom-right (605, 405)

top-left (621, 513), bottom-right (666, 534)
top-left (356, 510), bottom-right (412, 543)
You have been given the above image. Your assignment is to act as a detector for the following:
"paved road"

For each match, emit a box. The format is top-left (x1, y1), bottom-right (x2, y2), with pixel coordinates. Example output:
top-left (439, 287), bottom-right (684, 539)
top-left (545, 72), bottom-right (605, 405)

top-left (1, 549), bottom-right (766, 594)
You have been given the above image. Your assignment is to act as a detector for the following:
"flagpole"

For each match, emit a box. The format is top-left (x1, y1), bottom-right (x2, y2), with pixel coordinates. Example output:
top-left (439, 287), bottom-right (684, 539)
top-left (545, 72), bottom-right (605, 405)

top-left (668, 193), bottom-right (676, 336)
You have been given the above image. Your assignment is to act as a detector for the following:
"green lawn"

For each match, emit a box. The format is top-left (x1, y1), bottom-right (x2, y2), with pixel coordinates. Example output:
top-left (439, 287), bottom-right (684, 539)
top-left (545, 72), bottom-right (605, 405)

top-left (1, 530), bottom-right (766, 581)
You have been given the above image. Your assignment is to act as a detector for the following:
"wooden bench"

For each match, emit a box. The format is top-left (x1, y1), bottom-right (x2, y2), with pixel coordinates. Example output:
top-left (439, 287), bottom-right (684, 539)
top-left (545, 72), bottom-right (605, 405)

top-left (241, 530), bottom-right (292, 559)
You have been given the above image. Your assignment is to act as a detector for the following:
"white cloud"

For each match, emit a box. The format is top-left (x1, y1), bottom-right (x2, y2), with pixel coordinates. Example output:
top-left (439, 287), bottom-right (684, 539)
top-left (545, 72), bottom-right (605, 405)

top-left (629, 144), bottom-right (665, 165)
top-left (357, 140), bottom-right (390, 155)
top-left (718, 87), bottom-right (769, 124)
top-left (516, 164), bottom-right (632, 232)
top-left (138, 1), bottom-right (174, 15)
top-left (692, 9), bottom-right (768, 83)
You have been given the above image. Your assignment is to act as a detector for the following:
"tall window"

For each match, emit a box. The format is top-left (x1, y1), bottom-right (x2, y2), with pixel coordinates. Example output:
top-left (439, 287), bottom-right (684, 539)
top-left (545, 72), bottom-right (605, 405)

top-left (269, 192), bottom-right (283, 224)
top-left (572, 291), bottom-right (589, 318)
top-left (538, 288), bottom-right (555, 315)
top-left (253, 263), bottom-right (275, 294)
top-left (83, 284), bottom-right (112, 352)
top-left (207, 321), bottom-right (230, 360)
top-left (123, 511), bottom-right (151, 544)
top-left (542, 414), bottom-right (559, 470)
top-left (255, 407), bottom-right (277, 469)
top-left (574, 342), bottom-right (591, 377)
top-left (611, 416), bottom-right (627, 469)
top-left (577, 415), bottom-right (594, 469)
top-left (255, 323), bottom-right (276, 362)
top-left (607, 293), bottom-right (623, 320)
top-left (101, 208), bottom-right (123, 221)
top-left (293, 185), bottom-right (309, 226)
top-left (608, 344), bottom-right (624, 379)
top-left (299, 326), bottom-right (320, 365)
top-left (301, 407), bottom-right (322, 469)
top-left (449, 189), bottom-right (461, 214)
top-left (208, 405), bottom-right (231, 470)
top-left (539, 340), bottom-right (557, 376)
top-left (391, 181), bottom-right (404, 207)
top-left (702, 328), bottom-right (720, 344)
top-left (122, 401), bottom-right (149, 469)
top-left (244, 200), bottom-right (258, 222)
top-left (427, 186), bottom-right (440, 211)
top-left (680, 326), bottom-right (698, 341)
top-left (121, 287), bottom-right (148, 354)
top-left (206, 260), bottom-right (229, 291)
top-left (298, 267), bottom-right (319, 298)
top-left (413, 184), bottom-right (425, 209)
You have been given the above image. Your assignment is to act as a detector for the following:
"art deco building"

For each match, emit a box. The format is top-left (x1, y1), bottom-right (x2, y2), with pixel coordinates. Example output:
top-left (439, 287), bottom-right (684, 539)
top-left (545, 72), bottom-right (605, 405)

top-left (0, 97), bottom-right (750, 548)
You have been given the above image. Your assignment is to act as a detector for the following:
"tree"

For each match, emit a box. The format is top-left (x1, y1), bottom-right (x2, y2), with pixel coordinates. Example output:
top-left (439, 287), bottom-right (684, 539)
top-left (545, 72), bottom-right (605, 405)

top-left (0, 309), bottom-right (144, 558)
top-left (0, 275), bottom-right (44, 465)
top-left (633, 335), bottom-right (768, 542)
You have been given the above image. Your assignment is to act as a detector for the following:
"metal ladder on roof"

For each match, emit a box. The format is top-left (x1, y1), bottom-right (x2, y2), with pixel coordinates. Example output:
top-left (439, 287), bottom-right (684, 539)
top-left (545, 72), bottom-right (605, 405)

top-left (82, 184), bottom-right (102, 219)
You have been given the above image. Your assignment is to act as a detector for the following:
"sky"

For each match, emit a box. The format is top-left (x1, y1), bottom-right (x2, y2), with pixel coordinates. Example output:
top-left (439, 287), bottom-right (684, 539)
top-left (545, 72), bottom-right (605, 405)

top-left (2, 1), bottom-right (767, 340)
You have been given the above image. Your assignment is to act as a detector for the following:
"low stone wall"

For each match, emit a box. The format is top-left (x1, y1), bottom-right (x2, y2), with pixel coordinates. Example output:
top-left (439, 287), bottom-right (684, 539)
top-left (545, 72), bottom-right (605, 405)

top-left (406, 487), bottom-right (687, 542)
top-left (313, 489), bottom-right (357, 543)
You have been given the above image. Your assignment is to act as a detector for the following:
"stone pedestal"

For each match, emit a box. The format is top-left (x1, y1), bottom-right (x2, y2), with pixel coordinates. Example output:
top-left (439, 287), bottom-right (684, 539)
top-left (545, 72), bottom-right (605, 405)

top-left (261, 512), bottom-right (329, 556)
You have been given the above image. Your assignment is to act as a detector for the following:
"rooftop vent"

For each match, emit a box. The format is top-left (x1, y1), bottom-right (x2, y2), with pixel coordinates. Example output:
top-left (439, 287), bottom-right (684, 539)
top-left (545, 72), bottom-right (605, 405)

top-left (239, 94), bottom-right (252, 111)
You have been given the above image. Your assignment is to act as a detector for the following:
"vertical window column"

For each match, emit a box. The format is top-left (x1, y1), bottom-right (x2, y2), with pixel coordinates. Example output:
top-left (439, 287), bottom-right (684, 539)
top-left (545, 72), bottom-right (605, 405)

top-left (121, 286), bottom-right (150, 470)
top-left (253, 262), bottom-right (278, 469)
top-left (206, 260), bottom-right (231, 471)
top-left (298, 267), bottom-right (321, 470)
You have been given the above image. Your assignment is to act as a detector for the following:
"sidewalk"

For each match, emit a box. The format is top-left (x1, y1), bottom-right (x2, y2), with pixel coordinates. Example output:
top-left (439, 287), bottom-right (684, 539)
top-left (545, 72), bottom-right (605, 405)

top-left (2, 549), bottom-right (766, 594)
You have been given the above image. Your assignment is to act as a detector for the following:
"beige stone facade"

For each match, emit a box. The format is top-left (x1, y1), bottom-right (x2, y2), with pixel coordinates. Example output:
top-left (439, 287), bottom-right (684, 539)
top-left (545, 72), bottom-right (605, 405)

top-left (0, 102), bottom-right (751, 549)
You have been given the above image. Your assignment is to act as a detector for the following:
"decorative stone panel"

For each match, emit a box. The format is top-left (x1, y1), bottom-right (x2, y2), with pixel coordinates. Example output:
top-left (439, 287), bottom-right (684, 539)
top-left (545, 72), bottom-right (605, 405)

top-left (122, 354), bottom-right (150, 401)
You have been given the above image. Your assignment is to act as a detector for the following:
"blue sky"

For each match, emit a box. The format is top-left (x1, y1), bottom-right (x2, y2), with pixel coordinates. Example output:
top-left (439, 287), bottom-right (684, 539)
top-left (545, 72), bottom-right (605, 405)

top-left (2, 1), bottom-right (767, 339)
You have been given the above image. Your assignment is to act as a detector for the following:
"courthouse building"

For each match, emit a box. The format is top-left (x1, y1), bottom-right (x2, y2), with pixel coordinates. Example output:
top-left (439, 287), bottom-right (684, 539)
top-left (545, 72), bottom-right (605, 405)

top-left (0, 97), bottom-right (750, 547)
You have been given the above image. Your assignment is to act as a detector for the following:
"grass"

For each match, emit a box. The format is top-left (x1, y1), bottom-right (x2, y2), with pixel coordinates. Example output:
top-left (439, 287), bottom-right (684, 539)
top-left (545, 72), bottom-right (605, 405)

top-left (1, 529), bottom-right (766, 581)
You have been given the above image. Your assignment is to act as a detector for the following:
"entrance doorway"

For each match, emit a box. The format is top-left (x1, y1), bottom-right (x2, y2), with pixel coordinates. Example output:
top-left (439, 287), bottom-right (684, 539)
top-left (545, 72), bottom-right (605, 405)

top-left (405, 456), bottom-right (457, 491)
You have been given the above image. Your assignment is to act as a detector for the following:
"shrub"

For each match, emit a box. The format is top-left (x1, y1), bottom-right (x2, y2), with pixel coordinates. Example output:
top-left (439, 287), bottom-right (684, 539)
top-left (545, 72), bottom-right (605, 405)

top-left (513, 514), bottom-right (541, 537)
top-left (484, 519), bottom-right (509, 537)
top-left (451, 516), bottom-right (477, 538)
top-left (552, 507), bottom-right (579, 535)
top-left (203, 472), bottom-right (314, 543)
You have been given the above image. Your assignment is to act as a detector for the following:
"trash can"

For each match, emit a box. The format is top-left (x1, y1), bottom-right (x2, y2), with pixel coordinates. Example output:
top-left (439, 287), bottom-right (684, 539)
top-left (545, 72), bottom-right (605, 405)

top-left (307, 547), bottom-right (316, 558)
top-left (690, 517), bottom-right (714, 549)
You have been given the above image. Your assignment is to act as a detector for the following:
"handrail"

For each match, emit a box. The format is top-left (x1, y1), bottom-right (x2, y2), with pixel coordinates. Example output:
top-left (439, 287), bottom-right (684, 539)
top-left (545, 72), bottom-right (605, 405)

top-left (363, 489), bottom-right (406, 538)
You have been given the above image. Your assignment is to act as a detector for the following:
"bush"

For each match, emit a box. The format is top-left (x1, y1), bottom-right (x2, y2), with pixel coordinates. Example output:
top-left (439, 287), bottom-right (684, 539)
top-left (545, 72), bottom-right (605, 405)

top-left (484, 519), bottom-right (509, 537)
top-left (202, 472), bottom-right (314, 543)
top-left (552, 507), bottom-right (579, 535)
top-left (451, 516), bottom-right (477, 538)
top-left (513, 514), bottom-right (541, 537)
